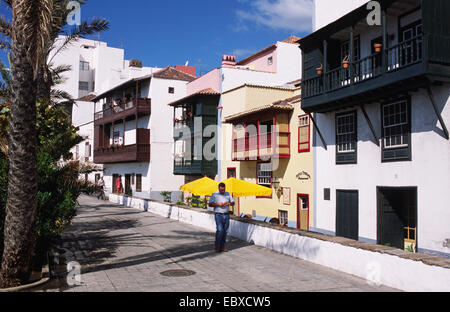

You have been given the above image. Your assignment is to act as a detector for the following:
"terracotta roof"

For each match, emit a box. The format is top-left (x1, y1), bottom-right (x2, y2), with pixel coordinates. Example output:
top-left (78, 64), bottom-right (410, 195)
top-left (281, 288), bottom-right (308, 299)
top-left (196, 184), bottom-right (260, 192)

top-left (224, 95), bottom-right (300, 123)
top-left (77, 93), bottom-right (97, 102)
top-left (153, 66), bottom-right (196, 82)
top-left (236, 35), bottom-right (301, 66)
top-left (286, 79), bottom-right (302, 86)
top-left (282, 35), bottom-right (301, 45)
top-left (168, 88), bottom-right (220, 107)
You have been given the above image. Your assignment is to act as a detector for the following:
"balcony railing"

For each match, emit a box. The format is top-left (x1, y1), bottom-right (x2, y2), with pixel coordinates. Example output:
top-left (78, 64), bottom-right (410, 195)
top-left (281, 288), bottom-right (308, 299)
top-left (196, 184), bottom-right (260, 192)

top-left (94, 128), bottom-right (150, 164)
top-left (173, 158), bottom-right (217, 176)
top-left (303, 35), bottom-right (424, 99)
top-left (94, 143), bottom-right (150, 164)
top-left (94, 98), bottom-right (151, 122)
top-left (232, 131), bottom-right (291, 161)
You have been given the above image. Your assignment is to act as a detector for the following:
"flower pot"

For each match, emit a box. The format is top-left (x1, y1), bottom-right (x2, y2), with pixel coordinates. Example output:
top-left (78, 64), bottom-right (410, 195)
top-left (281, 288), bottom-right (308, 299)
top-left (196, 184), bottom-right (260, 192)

top-left (374, 43), bottom-right (382, 53)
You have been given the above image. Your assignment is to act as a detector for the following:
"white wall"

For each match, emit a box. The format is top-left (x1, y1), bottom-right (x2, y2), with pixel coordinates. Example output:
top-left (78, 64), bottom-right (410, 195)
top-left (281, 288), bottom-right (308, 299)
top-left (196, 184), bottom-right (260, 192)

top-left (148, 78), bottom-right (187, 195)
top-left (313, 84), bottom-right (450, 256)
top-left (109, 193), bottom-right (450, 292)
top-left (314, 0), bottom-right (369, 31)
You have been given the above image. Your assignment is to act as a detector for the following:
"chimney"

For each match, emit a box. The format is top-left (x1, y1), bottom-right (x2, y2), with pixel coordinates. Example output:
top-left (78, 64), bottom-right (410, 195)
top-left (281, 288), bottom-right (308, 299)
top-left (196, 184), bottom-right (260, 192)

top-left (222, 55), bottom-right (236, 68)
top-left (175, 65), bottom-right (196, 77)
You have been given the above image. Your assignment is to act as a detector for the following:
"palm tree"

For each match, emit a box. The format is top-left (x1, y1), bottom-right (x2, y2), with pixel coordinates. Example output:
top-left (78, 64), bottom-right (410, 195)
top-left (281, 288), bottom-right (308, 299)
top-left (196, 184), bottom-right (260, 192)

top-left (0, 0), bottom-right (108, 287)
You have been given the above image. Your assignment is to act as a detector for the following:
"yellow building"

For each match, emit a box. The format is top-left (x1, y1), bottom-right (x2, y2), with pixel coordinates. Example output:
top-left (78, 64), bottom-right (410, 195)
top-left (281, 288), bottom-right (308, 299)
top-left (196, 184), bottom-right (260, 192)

top-left (221, 81), bottom-right (314, 230)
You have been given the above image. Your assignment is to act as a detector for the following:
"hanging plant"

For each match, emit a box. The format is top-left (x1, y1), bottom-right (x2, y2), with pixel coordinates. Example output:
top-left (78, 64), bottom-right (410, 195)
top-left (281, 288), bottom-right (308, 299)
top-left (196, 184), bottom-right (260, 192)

top-left (316, 63), bottom-right (323, 75)
top-left (342, 55), bottom-right (350, 69)
top-left (374, 43), bottom-right (382, 53)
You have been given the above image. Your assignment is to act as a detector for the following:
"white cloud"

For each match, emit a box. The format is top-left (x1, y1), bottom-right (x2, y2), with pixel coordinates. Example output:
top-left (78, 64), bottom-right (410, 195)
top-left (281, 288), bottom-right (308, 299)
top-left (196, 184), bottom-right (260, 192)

top-left (235, 0), bottom-right (313, 33)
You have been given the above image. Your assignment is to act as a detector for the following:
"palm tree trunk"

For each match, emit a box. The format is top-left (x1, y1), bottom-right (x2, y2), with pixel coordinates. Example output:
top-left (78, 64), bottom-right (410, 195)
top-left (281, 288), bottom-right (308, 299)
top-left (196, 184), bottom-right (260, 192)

top-left (0, 16), bottom-right (38, 288)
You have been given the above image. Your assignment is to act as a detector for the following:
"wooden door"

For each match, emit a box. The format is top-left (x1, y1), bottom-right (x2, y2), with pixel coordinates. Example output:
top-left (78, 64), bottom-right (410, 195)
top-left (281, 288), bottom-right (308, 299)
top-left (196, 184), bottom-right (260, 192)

top-left (297, 194), bottom-right (310, 231)
top-left (336, 190), bottom-right (359, 240)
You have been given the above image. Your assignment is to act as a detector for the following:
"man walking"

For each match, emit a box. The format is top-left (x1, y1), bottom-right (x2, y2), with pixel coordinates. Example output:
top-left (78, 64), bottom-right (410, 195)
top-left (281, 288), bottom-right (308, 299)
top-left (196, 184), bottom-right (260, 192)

top-left (209, 183), bottom-right (235, 253)
top-left (97, 176), bottom-right (105, 200)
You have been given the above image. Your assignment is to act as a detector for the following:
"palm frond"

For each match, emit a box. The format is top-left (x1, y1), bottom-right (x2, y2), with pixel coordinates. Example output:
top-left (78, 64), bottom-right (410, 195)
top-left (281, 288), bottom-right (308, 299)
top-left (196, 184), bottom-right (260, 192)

top-left (51, 89), bottom-right (74, 104)
top-left (0, 16), bottom-right (12, 38)
top-left (50, 63), bottom-right (72, 85)
top-left (49, 18), bottom-right (109, 62)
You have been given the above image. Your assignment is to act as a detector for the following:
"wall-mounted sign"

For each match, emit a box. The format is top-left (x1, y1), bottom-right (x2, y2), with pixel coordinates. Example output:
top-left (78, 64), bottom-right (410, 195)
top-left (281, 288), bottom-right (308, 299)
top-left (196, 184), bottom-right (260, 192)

top-left (296, 171), bottom-right (311, 181)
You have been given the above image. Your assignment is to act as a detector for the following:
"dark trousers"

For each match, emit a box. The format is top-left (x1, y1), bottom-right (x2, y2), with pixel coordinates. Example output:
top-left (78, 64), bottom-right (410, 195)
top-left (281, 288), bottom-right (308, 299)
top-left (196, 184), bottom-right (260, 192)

top-left (215, 213), bottom-right (230, 249)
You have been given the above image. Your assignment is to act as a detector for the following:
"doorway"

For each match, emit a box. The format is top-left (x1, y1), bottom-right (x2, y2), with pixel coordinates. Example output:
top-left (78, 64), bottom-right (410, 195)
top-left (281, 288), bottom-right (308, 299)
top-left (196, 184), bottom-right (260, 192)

top-left (377, 187), bottom-right (417, 251)
top-left (336, 190), bottom-right (359, 240)
top-left (297, 194), bottom-right (310, 231)
top-left (125, 174), bottom-right (132, 196)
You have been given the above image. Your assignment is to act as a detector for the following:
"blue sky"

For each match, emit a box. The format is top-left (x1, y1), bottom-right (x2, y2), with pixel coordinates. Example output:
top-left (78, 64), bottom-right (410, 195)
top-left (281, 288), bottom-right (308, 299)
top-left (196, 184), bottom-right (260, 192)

top-left (0, 0), bottom-right (313, 75)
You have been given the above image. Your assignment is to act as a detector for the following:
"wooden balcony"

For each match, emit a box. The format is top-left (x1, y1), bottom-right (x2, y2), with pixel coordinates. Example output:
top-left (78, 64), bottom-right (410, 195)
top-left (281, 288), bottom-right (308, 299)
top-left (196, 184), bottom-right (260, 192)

top-left (232, 131), bottom-right (291, 161)
top-left (299, 0), bottom-right (450, 113)
top-left (94, 98), bottom-right (151, 125)
top-left (94, 129), bottom-right (150, 164)
top-left (173, 158), bottom-right (217, 176)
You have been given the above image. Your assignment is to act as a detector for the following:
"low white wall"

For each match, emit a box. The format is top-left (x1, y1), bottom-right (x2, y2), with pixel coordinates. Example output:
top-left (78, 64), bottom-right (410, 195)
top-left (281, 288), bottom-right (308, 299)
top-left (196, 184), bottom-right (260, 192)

top-left (109, 194), bottom-right (450, 292)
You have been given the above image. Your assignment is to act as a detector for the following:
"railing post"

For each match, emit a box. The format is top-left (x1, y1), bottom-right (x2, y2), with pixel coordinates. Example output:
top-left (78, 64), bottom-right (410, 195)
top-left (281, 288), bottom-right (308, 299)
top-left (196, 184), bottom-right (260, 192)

top-left (349, 26), bottom-right (354, 85)
top-left (323, 39), bottom-right (327, 93)
top-left (382, 8), bottom-right (387, 74)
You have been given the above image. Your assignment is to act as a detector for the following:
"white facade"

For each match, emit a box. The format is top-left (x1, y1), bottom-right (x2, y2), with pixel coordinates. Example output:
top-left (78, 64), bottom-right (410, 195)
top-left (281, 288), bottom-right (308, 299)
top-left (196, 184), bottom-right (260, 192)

top-left (97, 71), bottom-right (190, 202)
top-left (50, 36), bottom-right (160, 99)
top-left (309, 1), bottom-right (450, 257)
top-left (314, 0), bottom-right (369, 31)
top-left (50, 37), bottom-right (161, 183)
top-left (313, 86), bottom-right (450, 256)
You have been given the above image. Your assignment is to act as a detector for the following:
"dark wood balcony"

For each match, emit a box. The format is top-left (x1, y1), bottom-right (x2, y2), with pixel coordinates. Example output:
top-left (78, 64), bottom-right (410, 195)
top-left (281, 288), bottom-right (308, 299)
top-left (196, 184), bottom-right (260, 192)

top-left (94, 98), bottom-right (151, 125)
top-left (299, 0), bottom-right (450, 113)
top-left (173, 158), bottom-right (217, 176)
top-left (94, 129), bottom-right (150, 164)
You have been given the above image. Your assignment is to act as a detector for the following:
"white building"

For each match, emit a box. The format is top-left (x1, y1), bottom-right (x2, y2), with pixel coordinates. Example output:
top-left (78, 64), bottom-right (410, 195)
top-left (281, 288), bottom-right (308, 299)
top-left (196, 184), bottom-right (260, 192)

top-left (301, 0), bottom-right (450, 257)
top-left (49, 36), bottom-right (161, 183)
top-left (92, 66), bottom-right (196, 202)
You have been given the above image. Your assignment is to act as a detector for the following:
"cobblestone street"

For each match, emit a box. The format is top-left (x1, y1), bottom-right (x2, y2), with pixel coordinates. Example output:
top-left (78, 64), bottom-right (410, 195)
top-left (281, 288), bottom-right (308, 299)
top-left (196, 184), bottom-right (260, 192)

top-left (35, 195), bottom-right (398, 292)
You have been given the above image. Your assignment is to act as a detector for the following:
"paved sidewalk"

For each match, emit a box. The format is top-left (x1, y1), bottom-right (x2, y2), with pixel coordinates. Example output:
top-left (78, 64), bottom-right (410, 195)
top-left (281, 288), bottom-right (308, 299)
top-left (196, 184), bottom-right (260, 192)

top-left (36, 195), bottom-right (398, 292)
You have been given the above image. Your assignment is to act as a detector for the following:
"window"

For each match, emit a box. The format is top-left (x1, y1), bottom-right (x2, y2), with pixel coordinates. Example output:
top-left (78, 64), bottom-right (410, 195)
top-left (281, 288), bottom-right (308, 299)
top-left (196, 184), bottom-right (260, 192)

top-left (279, 210), bottom-right (288, 226)
top-left (341, 36), bottom-right (360, 61)
top-left (257, 163), bottom-right (272, 187)
top-left (79, 81), bottom-right (89, 91)
top-left (136, 174), bottom-right (142, 193)
top-left (268, 56), bottom-right (273, 66)
top-left (75, 145), bottom-right (79, 160)
top-left (382, 99), bottom-right (411, 162)
top-left (324, 188), bottom-right (331, 201)
top-left (336, 111), bottom-right (357, 164)
top-left (168, 87), bottom-right (175, 94)
top-left (85, 142), bottom-right (91, 158)
top-left (298, 115), bottom-right (310, 153)
top-left (79, 61), bottom-right (90, 71)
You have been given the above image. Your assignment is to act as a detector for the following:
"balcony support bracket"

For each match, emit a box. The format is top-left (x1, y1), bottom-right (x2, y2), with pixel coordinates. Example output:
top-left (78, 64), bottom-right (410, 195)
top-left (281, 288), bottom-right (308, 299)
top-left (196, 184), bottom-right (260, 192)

top-left (426, 86), bottom-right (449, 140)
top-left (308, 113), bottom-right (327, 150)
top-left (361, 104), bottom-right (380, 146)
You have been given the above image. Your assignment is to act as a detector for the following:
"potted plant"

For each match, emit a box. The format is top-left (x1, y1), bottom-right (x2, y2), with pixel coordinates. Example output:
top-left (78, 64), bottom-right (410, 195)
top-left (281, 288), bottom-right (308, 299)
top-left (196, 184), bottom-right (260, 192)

top-left (342, 56), bottom-right (350, 69)
top-left (374, 43), bottom-right (382, 53)
top-left (316, 63), bottom-right (323, 75)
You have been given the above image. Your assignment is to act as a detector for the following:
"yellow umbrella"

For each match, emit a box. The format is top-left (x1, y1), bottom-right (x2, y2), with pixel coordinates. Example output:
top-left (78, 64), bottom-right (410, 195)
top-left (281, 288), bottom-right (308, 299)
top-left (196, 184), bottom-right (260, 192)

top-left (221, 177), bottom-right (272, 198)
top-left (180, 176), bottom-right (218, 196)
